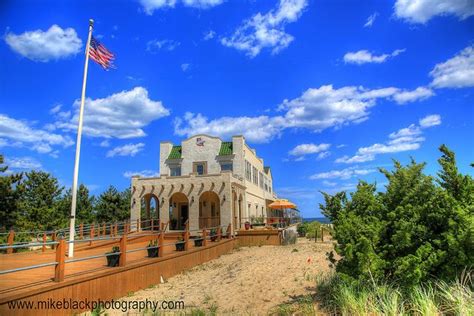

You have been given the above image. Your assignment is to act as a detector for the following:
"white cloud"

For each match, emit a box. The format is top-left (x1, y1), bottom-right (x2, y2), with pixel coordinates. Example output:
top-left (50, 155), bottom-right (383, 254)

top-left (55, 87), bottom-right (170, 139)
top-left (394, 0), bottom-right (474, 24)
top-left (316, 151), bottom-right (331, 160)
top-left (430, 45), bottom-right (474, 88)
top-left (0, 113), bottom-right (73, 154)
top-left (322, 180), bottom-right (337, 187)
top-left (203, 30), bottom-right (216, 40)
top-left (5, 157), bottom-right (42, 170)
top-left (174, 112), bottom-right (284, 143)
top-left (107, 143), bottom-right (145, 158)
top-left (280, 85), bottom-right (398, 131)
top-left (182, 0), bottom-right (224, 8)
top-left (324, 182), bottom-right (358, 193)
top-left (5, 25), bottom-right (82, 62)
top-left (344, 49), bottom-right (405, 64)
top-left (364, 12), bottom-right (378, 27)
top-left (49, 104), bottom-right (62, 114)
top-left (289, 143), bottom-right (330, 156)
top-left (335, 114), bottom-right (441, 164)
top-left (123, 170), bottom-right (159, 178)
top-left (175, 84), bottom-right (433, 143)
top-left (140, 0), bottom-right (223, 14)
top-left (221, 0), bottom-right (308, 57)
top-left (146, 39), bottom-right (181, 52)
top-left (275, 186), bottom-right (318, 200)
top-left (392, 86), bottom-right (435, 104)
top-left (310, 167), bottom-right (376, 180)
top-left (419, 114), bottom-right (441, 128)
top-left (181, 63), bottom-right (190, 72)
top-left (99, 140), bottom-right (110, 147)
top-left (140, 0), bottom-right (176, 13)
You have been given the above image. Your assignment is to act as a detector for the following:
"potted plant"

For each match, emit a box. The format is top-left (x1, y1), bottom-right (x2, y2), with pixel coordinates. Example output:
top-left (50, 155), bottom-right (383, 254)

top-left (147, 240), bottom-right (159, 258)
top-left (193, 236), bottom-right (204, 247)
top-left (106, 246), bottom-right (120, 267)
top-left (175, 235), bottom-right (185, 251)
top-left (210, 228), bottom-right (218, 242)
top-left (244, 221), bottom-right (250, 230)
top-left (170, 217), bottom-right (178, 230)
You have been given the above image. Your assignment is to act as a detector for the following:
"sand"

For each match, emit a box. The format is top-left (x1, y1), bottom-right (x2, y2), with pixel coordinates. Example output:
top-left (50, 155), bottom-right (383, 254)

top-left (102, 238), bottom-right (334, 315)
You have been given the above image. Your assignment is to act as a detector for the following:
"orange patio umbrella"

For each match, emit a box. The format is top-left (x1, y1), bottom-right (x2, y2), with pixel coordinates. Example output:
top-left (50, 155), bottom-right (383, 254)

top-left (268, 199), bottom-right (297, 209)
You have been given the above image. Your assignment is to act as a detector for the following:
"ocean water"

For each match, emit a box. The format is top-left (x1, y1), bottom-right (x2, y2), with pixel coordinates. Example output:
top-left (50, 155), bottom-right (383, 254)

top-left (303, 217), bottom-right (331, 224)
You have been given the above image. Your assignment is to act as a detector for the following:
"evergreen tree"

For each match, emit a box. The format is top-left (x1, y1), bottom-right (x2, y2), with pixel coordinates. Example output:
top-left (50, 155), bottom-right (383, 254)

top-left (18, 170), bottom-right (64, 230)
top-left (58, 184), bottom-right (95, 225)
top-left (0, 155), bottom-right (24, 230)
top-left (95, 186), bottom-right (130, 223)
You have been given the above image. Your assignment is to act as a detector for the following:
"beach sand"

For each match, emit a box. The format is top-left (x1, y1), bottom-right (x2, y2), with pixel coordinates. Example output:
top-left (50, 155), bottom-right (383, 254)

top-left (102, 238), bottom-right (334, 315)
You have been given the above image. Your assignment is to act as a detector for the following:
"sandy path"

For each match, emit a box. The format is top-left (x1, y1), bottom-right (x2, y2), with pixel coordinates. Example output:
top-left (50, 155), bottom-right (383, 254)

top-left (103, 238), bottom-right (333, 315)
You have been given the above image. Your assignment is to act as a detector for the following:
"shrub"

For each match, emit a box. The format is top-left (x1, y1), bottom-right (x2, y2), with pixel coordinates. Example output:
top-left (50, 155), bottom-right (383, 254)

top-left (297, 221), bottom-right (322, 239)
top-left (320, 145), bottom-right (474, 287)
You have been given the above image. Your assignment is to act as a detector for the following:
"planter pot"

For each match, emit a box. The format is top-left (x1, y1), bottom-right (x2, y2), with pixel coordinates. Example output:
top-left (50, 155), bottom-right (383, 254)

top-left (194, 238), bottom-right (204, 247)
top-left (175, 242), bottom-right (185, 251)
top-left (147, 247), bottom-right (159, 258)
top-left (106, 253), bottom-right (120, 267)
top-left (210, 235), bottom-right (218, 242)
top-left (244, 222), bottom-right (250, 230)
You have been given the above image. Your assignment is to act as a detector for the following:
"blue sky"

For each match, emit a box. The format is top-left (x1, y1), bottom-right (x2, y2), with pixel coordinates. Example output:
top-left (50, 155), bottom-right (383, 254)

top-left (1, 0), bottom-right (473, 218)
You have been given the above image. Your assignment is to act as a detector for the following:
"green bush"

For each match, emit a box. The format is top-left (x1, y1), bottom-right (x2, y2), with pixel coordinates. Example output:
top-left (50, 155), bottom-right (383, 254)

top-left (320, 145), bottom-right (474, 288)
top-left (297, 221), bottom-right (322, 239)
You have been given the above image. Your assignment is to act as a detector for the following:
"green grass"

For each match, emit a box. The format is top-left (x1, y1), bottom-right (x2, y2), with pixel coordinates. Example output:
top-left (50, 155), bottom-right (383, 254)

top-left (271, 295), bottom-right (316, 315)
top-left (315, 271), bottom-right (474, 316)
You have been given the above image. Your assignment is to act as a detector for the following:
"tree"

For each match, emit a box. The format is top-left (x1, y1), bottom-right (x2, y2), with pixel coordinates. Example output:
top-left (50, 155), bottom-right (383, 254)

top-left (0, 155), bottom-right (24, 230)
top-left (95, 186), bottom-right (130, 223)
top-left (18, 170), bottom-right (64, 230)
top-left (58, 184), bottom-right (95, 224)
top-left (321, 146), bottom-right (474, 287)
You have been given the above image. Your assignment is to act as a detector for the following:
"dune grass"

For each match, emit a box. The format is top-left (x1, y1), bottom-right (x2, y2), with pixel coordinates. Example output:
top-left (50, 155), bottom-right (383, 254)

top-left (315, 271), bottom-right (473, 316)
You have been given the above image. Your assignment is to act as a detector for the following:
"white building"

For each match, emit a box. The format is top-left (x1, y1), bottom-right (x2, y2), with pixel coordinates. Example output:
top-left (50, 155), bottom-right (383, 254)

top-left (130, 134), bottom-right (278, 233)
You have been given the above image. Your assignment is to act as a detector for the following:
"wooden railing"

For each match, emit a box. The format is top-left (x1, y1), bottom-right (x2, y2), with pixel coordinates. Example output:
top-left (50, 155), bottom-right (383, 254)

top-left (0, 218), bottom-right (164, 254)
top-left (0, 221), bottom-right (234, 284)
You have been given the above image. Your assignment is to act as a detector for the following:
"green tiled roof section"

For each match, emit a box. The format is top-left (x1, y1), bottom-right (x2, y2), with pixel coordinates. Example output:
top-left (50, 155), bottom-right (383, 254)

top-left (219, 142), bottom-right (233, 156)
top-left (168, 146), bottom-right (182, 159)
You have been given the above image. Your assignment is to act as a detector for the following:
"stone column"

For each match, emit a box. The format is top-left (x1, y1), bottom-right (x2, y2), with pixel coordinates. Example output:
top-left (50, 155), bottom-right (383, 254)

top-left (160, 194), bottom-right (170, 231)
top-left (130, 176), bottom-right (141, 231)
top-left (220, 174), bottom-right (233, 234)
top-left (189, 193), bottom-right (199, 233)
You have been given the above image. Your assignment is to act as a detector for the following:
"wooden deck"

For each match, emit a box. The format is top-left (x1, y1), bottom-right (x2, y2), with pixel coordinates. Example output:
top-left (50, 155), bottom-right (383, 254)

top-left (0, 232), bottom-right (232, 305)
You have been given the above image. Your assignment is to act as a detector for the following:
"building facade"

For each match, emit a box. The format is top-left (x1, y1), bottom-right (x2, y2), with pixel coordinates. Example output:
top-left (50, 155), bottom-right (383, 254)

top-left (130, 134), bottom-right (277, 233)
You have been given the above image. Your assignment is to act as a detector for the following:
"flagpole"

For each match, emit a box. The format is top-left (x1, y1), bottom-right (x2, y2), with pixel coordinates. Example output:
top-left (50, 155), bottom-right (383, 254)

top-left (68, 19), bottom-right (94, 258)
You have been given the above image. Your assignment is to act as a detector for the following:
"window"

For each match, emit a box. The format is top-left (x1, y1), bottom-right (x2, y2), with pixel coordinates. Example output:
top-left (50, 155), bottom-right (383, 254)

top-left (221, 162), bottom-right (233, 172)
top-left (245, 160), bottom-right (251, 181)
top-left (252, 167), bottom-right (258, 185)
top-left (170, 166), bottom-right (181, 176)
top-left (193, 162), bottom-right (207, 175)
top-left (259, 172), bottom-right (264, 189)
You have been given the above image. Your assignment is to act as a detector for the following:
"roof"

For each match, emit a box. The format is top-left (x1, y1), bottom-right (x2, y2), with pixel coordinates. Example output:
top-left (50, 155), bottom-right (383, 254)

top-left (218, 142), bottom-right (233, 156)
top-left (168, 146), bottom-right (182, 159)
top-left (264, 167), bottom-right (271, 174)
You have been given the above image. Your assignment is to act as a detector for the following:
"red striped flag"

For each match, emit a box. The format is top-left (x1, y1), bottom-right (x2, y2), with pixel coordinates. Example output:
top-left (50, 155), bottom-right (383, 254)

top-left (89, 36), bottom-right (115, 70)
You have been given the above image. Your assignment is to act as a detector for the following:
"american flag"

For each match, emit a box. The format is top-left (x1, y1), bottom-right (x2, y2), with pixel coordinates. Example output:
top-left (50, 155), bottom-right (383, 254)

top-left (89, 36), bottom-right (115, 70)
